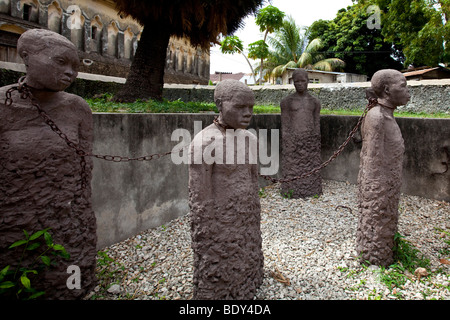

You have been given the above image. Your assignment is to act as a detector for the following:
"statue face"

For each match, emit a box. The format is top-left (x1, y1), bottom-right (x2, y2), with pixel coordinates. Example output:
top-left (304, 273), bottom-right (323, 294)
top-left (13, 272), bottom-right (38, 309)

top-left (219, 89), bottom-right (255, 129)
top-left (23, 44), bottom-right (79, 91)
top-left (292, 71), bottom-right (308, 94)
top-left (386, 74), bottom-right (410, 107)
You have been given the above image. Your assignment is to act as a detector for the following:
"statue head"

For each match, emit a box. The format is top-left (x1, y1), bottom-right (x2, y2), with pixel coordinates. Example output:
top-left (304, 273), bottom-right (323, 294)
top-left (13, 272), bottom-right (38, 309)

top-left (292, 68), bottom-right (309, 94)
top-left (18, 29), bottom-right (79, 92)
top-left (214, 79), bottom-right (255, 129)
top-left (371, 69), bottom-right (410, 108)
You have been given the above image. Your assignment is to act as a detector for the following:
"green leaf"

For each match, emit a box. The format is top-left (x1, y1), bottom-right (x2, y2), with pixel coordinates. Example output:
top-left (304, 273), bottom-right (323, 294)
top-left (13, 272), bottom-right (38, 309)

top-left (0, 281), bottom-right (15, 289)
top-left (28, 291), bottom-right (45, 300)
top-left (23, 229), bottom-right (29, 239)
top-left (44, 231), bottom-right (53, 246)
top-left (23, 269), bottom-right (38, 275)
top-left (41, 256), bottom-right (51, 266)
top-left (26, 242), bottom-right (41, 251)
top-left (9, 239), bottom-right (27, 249)
top-left (0, 266), bottom-right (10, 280)
top-left (52, 244), bottom-right (65, 251)
top-left (20, 275), bottom-right (31, 289)
top-left (29, 229), bottom-right (47, 241)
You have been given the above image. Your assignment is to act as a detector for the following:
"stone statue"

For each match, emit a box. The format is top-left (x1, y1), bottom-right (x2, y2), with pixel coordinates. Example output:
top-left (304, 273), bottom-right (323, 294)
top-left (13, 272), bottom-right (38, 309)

top-left (356, 69), bottom-right (410, 267)
top-left (0, 29), bottom-right (97, 299)
top-left (280, 68), bottom-right (322, 198)
top-left (188, 79), bottom-right (264, 300)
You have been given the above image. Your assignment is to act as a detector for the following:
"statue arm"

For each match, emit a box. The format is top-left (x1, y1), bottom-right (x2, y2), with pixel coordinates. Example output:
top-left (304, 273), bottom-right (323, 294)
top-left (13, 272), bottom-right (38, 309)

top-left (314, 98), bottom-right (321, 136)
top-left (188, 134), bottom-right (213, 204)
top-left (77, 98), bottom-right (94, 191)
top-left (360, 110), bottom-right (385, 181)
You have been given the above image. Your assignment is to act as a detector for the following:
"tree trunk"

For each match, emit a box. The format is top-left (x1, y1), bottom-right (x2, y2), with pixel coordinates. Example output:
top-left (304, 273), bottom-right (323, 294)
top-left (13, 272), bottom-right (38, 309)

top-left (113, 23), bottom-right (171, 102)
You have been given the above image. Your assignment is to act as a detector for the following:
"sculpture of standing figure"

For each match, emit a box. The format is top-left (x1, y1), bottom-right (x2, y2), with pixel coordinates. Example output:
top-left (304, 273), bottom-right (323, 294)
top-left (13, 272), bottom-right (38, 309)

top-left (356, 69), bottom-right (410, 267)
top-left (280, 68), bottom-right (322, 198)
top-left (188, 79), bottom-right (264, 300)
top-left (0, 29), bottom-right (97, 299)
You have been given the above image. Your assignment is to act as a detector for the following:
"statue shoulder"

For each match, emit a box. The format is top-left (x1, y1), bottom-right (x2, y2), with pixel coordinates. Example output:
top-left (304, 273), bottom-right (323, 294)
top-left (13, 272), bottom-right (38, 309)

top-left (364, 106), bottom-right (386, 129)
top-left (280, 93), bottom-right (297, 108)
top-left (191, 124), bottom-right (220, 148)
top-left (63, 92), bottom-right (92, 114)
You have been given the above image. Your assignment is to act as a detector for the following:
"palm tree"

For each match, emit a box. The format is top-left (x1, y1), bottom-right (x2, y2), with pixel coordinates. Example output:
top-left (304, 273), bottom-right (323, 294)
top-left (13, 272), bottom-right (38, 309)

top-left (251, 5), bottom-right (285, 84)
top-left (219, 35), bottom-right (257, 84)
top-left (263, 16), bottom-right (345, 83)
top-left (112, 0), bottom-right (264, 102)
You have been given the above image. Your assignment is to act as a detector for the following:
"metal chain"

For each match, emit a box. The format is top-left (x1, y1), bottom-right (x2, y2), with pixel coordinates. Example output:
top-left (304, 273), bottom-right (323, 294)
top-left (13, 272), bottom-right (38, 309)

top-left (4, 79), bottom-right (189, 189)
top-left (260, 98), bottom-right (378, 184)
top-left (4, 77), bottom-right (378, 188)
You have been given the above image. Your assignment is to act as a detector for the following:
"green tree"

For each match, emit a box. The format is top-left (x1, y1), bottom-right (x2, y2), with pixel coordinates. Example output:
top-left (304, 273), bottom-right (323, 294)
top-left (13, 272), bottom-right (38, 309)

top-left (264, 16), bottom-right (345, 82)
top-left (112, 0), bottom-right (264, 102)
top-left (251, 5), bottom-right (285, 84)
top-left (376, 0), bottom-right (449, 67)
top-left (248, 39), bottom-right (270, 83)
top-left (220, 35), bottom-right (257, 84)
top-left (307, 1), bottom-right (404, 78)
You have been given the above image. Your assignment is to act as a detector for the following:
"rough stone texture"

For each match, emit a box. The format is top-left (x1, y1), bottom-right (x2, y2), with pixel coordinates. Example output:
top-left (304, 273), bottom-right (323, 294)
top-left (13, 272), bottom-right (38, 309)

top-left (356, 106), bottom-right (405, 266)
top-left (280, 70), bottom-right (322, 199)
top-left (188, 80), bottom-right (263, 299)
top-left (0, 29), bottom-right (97, 299)
top-left (86, 112), bottom-right (448, 250)
top-left (1, 66), bottom-right (449, 114)
top-left (160, 81), bottom-right (450, 114)
top-left (356, 69), bottom-right (410, 266)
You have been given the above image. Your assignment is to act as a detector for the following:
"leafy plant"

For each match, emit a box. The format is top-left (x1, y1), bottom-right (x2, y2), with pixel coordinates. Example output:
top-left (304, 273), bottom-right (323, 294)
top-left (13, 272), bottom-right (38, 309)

top-left (392, 232), bottom-right (430, 272)
top-left (91, 249), bottom-right (126, 299)
top-left (435, 228), bottom-right (450, 258)
top-left (220, 35), bottom-right (257, 84)
top-left (86, 96), bottom-right (450, 118)
top-left (281, 189), bottom-right (294, 199)
top-left (375, 233), bottom-right (431, 295)
top-left (258, 188), bottom-right (267, 198)
top-left (0, 228), bottom-right (70, 300)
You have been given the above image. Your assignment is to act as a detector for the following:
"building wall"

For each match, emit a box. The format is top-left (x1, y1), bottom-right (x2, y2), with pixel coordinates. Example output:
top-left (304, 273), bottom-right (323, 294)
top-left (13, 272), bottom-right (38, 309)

top-left (0, 0), bottom-right (210, 83)
top-left (281, 69), bottom-right (367, 85)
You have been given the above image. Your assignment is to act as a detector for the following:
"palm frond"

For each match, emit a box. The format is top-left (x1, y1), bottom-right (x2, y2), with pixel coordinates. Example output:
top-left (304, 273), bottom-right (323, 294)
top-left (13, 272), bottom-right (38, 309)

top-left (313, 58), bottom-right (346, 71)
top-left (305, 38), bottom-right (323, 52)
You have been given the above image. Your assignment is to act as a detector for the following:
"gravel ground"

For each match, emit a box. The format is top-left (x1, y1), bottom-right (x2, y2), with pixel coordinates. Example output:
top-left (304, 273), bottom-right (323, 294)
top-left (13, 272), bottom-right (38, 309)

top-left (84, 180), bottom-right (450, 301)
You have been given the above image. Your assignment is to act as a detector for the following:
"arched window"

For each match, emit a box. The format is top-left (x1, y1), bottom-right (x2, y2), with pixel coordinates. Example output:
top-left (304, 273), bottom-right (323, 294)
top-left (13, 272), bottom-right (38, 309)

top-left (89, 15), bottom-right (103, 52)
top-left (47, 1), bottom-right (62, 33)
top-left (124, 27), bottom-right (134, 59)
top-left (66, 5), bottom-right (85, 49)
top-left (107, 21), bottom-right (119, 57)
top-left (21, 0), bottom-right (39, 23)
top-left (0, 0), bottom-right (11, 14)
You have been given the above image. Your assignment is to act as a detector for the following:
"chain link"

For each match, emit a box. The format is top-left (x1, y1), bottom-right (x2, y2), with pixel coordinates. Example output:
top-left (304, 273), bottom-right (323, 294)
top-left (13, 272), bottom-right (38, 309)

top-left (4, 78), bottom-right (377, 188)
top-left (3, 79), bottom-right (189, 190)
top-left (260, 98), bottom-right (377, 184)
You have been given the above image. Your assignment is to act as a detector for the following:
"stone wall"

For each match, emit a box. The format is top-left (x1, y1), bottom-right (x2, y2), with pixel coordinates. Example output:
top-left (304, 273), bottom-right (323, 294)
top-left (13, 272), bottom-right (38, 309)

top-left (163, 80), bottom-right (450, 114)
top-left (1, 64), bottom-right (449, 114)
top-left (91, 113), bottom-right (449, 248)
top-left (0, 68), bottom-right (448, 248)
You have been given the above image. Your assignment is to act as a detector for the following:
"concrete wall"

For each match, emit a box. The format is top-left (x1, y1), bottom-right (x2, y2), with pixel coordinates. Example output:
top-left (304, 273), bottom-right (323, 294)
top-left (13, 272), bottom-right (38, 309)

top-left (92, 113), bottom-right (450, 248)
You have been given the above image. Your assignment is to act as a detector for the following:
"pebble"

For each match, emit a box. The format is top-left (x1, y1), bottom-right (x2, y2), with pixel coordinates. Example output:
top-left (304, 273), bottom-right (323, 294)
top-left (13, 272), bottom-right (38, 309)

top-left (84, 180), bottom-right (450, 301)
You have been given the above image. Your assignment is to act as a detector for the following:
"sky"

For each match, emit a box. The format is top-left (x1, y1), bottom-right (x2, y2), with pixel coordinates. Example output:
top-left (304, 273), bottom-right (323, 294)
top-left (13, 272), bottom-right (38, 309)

top-left (210, 0), bottom-right (354, 74)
